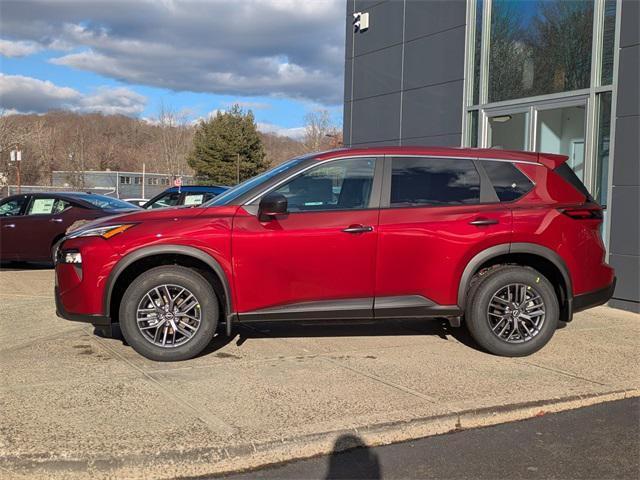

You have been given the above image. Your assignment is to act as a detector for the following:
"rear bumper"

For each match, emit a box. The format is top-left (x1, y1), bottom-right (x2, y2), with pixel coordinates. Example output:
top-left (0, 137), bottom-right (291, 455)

top-left (55, 286), bottom-right (111, 326)
top-left (573, 277), bottom-right (616, 314)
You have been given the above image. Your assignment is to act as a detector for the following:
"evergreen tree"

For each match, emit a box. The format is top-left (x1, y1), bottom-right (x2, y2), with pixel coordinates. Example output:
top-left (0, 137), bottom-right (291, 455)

top-left (187, 105), bottom-right (268, 185)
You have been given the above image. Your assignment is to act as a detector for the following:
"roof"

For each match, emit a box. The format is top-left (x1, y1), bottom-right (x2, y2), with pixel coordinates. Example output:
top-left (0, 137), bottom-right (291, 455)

top-left (314, 147), bottom-right (567, 169)
top-left (164, 185), bottom-right (228, 192)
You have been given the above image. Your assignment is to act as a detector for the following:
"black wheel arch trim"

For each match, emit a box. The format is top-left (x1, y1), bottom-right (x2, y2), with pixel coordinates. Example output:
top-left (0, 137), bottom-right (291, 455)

top-left (457, 242), bottom-right (573, 312)
top-left (103, 244), bottom-right (233, 321)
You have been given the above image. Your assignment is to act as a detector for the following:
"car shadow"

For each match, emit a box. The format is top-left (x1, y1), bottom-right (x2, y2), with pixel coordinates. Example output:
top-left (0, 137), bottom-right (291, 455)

top-left (224, 317), bottom-right (482, 354)
top-left (93, 317), bottom-right (484, 358)
top-left (0, 261), bottom-right (53, 271)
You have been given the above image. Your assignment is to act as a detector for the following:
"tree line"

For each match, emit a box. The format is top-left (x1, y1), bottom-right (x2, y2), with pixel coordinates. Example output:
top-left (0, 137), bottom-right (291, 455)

top-left (0, 106), bottom-right (341, 189)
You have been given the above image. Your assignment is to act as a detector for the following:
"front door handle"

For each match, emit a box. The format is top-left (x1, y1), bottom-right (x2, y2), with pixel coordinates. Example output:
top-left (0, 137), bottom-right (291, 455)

top-left (3, 223), bottom-right (16, 228)
top-left (50, 218), bottom-right (63, 223)
top-left (469, 218), bottom-right (499, 226)
top-left (342, 224), bottom-right (373, 234)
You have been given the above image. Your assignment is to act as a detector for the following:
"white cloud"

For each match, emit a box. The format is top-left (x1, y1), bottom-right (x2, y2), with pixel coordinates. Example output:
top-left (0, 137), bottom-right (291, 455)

top-left (257, 122), bottom-right (306, 140)
top-left (0, 39), bottom-right (43, 57)
top-left (1, 0), bottom-right (345, 104)
top-left (0, 74), bottom-right (147, 115)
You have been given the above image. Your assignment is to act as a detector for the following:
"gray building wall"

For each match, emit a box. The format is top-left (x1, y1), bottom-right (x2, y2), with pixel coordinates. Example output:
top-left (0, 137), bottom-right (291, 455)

top-left (608, 0), bottom-right (640, 312)
top-left (343, 0), bottom-right (467, 147)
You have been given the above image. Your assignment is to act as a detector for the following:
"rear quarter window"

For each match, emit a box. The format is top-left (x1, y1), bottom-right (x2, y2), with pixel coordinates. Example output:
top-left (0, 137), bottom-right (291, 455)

top-left (481, 161), bottom-right (534, 202)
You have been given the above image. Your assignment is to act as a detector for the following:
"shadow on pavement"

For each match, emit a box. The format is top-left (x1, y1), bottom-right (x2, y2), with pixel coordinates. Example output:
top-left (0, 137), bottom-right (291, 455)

top-left (325, 434), bottom-right (381, 480)
top-left (0, 261), bottom-right (53, 271)
top-left (89, 317), bottom-right (484, 358)
top-left (234, 317), bottom-right (482, 352)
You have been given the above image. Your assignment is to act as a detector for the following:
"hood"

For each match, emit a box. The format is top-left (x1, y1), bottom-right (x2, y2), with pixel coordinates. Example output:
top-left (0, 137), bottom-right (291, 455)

top-left (66, 206), bottom-right (207, 235)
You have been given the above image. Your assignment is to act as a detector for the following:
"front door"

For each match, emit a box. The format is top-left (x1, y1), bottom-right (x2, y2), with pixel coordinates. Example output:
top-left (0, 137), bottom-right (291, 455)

top-left (232, 157), bottom-right (381, 318)
top-left (0, 194), bottom-right (29, 260)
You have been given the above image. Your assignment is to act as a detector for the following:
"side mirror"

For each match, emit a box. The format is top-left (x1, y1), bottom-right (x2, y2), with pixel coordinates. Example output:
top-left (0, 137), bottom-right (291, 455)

top-left (258, 193), bottom-right (288, 221)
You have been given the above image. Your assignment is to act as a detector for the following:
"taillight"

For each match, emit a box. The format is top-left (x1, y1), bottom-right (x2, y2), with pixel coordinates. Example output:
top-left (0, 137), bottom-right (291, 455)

top-left (559, 207), bottom-right (603, 220)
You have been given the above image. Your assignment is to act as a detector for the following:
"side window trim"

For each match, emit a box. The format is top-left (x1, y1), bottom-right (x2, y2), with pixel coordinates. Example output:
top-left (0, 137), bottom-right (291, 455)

top-left (473, 160), bottom-right (500, 203)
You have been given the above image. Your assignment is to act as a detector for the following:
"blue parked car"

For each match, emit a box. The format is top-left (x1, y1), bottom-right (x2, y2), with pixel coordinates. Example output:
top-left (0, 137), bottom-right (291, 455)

top-left (143, 185), bottom-right (228, 209)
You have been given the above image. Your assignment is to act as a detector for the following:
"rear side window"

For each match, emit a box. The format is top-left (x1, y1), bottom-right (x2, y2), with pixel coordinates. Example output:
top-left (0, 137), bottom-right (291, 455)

top-left (390, 157), bottom-right (480, 207)
top-left (481, 161), bottom-right (534, 202)
top-left (554, 162), bottom-right (593, 201)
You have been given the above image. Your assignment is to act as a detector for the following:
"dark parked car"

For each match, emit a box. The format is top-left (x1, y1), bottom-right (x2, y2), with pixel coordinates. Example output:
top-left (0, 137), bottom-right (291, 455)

top-left (143, 186), bottom-right (227, 209)
top-left (0, 192), bottom-right (139, 263)
top-left (55, 147), bottom-right (615, 361)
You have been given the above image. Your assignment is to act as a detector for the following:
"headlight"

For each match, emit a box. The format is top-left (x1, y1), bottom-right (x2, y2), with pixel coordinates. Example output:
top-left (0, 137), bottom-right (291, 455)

top-left (67, 223), bottom-right (136, 239)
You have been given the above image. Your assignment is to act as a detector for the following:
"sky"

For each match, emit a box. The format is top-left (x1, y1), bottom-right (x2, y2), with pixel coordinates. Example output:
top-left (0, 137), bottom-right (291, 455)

top-left (0, 0), bottom-right (346, 139)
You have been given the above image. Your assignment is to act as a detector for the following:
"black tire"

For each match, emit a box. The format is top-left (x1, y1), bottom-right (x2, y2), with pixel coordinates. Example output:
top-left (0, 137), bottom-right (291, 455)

top-left (465, 266), bottom-right (559, 357)
top-left (119, 266), bottom-right (219, 361)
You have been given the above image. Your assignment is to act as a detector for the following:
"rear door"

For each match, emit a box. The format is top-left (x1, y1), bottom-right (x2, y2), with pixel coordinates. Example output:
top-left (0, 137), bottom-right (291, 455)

top-left (18, 196), bottom-right (77, 260)
top-left (374, 156), bottom-right (513, 314)
top-left (232, 156), bottom-right (382, 317)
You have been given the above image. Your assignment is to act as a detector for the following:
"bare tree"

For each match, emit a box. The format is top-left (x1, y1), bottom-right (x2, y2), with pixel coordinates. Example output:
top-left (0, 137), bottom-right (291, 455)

top-left (302, 109), bottom-right (336, 153)
top-left (156, 102), bottom-right (190, 177)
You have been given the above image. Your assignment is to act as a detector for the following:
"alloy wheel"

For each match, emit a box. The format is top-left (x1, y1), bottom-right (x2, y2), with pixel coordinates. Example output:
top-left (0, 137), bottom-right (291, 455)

top-left (136, 284), bottom-right (202, 348)
top-left (487, 283), bottom-right (546, 344)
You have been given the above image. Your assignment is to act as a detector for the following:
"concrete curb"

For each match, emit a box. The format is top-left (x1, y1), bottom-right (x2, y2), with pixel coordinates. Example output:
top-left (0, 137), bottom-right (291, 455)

top-left (6, 388), bottom-right (639, 480)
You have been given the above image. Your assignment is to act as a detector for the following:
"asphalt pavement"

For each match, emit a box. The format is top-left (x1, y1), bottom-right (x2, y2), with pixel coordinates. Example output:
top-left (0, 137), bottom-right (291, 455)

top-left (223, 397), bottom-right (640, 480)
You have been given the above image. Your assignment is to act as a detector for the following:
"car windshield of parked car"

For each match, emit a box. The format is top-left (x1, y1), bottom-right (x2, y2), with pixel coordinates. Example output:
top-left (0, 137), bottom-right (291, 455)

top-left (0, 197), bottom-right (26, 216)
top-left (202, 155), bottom-right (312, 207)
top-left (145, 192), bottom-right (182, 209)
top-left (72, 194), bottom-right (137, 210)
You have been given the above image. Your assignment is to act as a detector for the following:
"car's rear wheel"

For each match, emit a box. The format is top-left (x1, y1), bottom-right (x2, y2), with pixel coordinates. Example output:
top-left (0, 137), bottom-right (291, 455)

top-left (119, 266), bottom-right (218, 361)
top-left (466, 266), bottom-right (559, 356)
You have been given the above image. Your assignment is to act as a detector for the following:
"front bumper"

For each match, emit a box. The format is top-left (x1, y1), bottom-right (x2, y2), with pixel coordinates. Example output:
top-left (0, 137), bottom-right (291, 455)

top-left (573, 277), bottom-right (617, 313)
top-left (55, 286), bottom-right (111, 326)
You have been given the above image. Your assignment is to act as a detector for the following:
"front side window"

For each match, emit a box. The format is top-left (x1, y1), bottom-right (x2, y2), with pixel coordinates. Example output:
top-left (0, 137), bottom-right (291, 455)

top-left (146, 192), bottom-right (181, 209)
top-left (0, 197), bottom-right (26, 217)
top-left (26, 198), bottom-right (71, 215)
top-left (273, 158), bottom-right (376, 212)
top-left (481, 160), bottom-right (533, 201)
top-left (391, 157), bottom-right (480, 207)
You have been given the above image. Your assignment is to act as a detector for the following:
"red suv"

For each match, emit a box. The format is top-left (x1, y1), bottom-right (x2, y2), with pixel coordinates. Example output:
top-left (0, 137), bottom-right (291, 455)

top-left (54, 147), bottom-right (615, 361)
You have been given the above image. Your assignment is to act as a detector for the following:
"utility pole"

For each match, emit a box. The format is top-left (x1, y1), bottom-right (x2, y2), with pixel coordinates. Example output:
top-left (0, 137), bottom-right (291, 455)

top-left (142, 162), bottom-right (146, 199)
top-left (10, 146), bottom-right (22, 194)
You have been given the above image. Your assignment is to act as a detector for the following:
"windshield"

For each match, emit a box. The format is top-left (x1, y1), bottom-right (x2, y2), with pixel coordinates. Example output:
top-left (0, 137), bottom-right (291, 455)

top-left (72, 194), bottom-right (138, 210)
top-left (202, 155), bottom-right (312, 207)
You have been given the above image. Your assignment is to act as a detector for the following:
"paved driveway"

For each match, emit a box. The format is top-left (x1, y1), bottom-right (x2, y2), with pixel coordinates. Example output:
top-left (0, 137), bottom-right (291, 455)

top-left (1, 268), bottom-right (639, 479)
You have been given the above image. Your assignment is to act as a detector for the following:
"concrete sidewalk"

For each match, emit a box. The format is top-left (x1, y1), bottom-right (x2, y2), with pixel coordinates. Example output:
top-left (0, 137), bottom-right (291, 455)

top-left (1, 268), bottom-right (639, 479)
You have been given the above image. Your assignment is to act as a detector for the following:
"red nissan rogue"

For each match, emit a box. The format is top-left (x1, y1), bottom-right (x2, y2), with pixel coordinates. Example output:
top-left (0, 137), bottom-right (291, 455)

top-left (54, 147), bottom-right (615, 361)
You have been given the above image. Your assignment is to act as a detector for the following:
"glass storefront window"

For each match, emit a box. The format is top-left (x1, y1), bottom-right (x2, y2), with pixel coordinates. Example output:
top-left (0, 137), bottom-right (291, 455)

top-left (468, 110), bottom-right (479, 147)
top-left (601, 0), bottom-right (617, 85)
top-left (487, 111), bottom-right (530, 150)
top-left (472, 0), bottom-right (484, 105)
top-left (594, 92), bottom-right (612, 206)
top-left (535, 105), bottom-right (587, 182)
top-left (488, 0), bottom-right (594, 103)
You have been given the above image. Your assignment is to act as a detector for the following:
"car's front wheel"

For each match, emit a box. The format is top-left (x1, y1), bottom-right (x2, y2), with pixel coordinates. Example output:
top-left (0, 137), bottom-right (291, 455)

top-left (119, 266), bottom-right (218, 361)
top-left (465, 266), bottom-right (559, 357)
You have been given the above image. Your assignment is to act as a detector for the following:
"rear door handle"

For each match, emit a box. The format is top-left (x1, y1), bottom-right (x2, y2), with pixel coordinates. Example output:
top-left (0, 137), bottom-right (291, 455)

top-left (342, 224), bottom-right (374, 234)
top-left (469, 218), bottom-right (499, 226)
top-left (50, 218), bottom-right (63, 223)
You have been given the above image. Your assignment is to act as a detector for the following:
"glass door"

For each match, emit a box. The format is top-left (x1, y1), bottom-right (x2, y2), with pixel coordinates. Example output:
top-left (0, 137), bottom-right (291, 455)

top-left (535, 104), bottom-right (587, 182)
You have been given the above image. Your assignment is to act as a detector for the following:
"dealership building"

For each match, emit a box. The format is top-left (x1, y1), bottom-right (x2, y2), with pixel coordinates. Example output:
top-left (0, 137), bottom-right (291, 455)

top-left (343, 0), bottom-right (638, 312)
